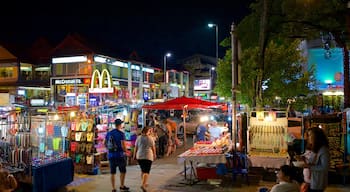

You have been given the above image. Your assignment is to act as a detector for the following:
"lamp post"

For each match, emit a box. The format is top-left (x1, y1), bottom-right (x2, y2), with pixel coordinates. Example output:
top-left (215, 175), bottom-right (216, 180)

top-left (163, 53), bottom-right (171, 98)
top-left (208, 23), bottom-right (218, 65)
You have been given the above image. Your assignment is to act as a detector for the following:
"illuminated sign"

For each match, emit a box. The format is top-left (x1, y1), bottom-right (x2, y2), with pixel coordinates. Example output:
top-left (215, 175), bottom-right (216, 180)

top-left (30, 99), bottom-right (45, 107)
top-left (193, 79), bottom-right (211, 91)
top-left (89, 69), bottom-right (114, 93)
top-left (52, 56), bottom-right (88, 64)
top-left (54, 79), bottom-right (83, 85)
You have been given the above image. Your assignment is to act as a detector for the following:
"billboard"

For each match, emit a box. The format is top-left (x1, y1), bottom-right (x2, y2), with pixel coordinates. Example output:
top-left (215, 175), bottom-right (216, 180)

top-left (194, 79), bottom-right (211, 91)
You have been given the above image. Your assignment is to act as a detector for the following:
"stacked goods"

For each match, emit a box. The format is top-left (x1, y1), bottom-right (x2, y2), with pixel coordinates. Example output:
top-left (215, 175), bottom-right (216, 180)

top-left (311, 122), bottom-right (344, 169)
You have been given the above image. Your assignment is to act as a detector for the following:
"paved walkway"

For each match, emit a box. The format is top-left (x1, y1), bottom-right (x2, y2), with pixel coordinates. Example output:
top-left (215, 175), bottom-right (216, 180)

top-left (58, 141), bottom-right (349, 192)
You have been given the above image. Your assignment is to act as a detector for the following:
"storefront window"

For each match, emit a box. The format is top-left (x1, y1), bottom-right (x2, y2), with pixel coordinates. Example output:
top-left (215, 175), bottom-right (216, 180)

top-left (0, 67), bottom-right (16, 79)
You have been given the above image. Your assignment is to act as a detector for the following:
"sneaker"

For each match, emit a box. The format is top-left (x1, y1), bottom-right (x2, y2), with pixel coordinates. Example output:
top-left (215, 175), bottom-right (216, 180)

top-left (112, 189), bottom-right (117, 192)
top-left (120, 186), bottom-right (130, 191)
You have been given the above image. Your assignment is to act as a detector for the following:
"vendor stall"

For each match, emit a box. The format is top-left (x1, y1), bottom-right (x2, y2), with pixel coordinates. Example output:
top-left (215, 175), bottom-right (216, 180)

top-left (247, 110), bottom-right (289, 169)
top-left (178, 146), bottom-right (226, 185)
top-left (0, 107), bottom-right (73, 192)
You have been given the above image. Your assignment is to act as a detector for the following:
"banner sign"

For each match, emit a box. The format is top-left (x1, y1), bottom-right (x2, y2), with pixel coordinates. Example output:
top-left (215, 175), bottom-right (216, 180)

top-left (53, 78), bottom-right (83, 85)
top-left (89, 69), bottom-right (114, 93)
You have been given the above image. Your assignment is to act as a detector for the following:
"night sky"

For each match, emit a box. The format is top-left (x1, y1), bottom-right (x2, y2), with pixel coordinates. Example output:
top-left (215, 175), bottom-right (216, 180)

top-left (0, 0), bottom-right (254, 69)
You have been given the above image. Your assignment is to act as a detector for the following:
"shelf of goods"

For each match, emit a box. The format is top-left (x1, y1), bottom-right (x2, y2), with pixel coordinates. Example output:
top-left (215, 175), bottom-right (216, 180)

top-left (311, 122), bottom-right (345, 170)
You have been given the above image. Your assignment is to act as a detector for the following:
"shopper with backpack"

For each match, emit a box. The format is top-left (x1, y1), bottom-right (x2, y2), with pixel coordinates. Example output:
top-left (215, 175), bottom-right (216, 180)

top-left (105, 119), bottom-right (129, 192)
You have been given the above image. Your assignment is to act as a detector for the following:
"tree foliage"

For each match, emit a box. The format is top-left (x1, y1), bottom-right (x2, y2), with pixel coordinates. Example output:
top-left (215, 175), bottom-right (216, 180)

top-left (215, 0), bottom-right (349, 110)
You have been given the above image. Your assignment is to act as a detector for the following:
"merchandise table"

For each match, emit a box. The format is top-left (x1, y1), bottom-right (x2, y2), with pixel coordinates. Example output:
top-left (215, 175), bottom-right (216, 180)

top-left (32, 158), bottom-right (74, 192)
top-left (178, 147), bottom-right (226, 185)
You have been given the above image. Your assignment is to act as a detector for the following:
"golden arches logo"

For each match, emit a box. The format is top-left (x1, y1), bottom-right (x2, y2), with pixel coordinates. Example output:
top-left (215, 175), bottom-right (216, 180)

top-left (89, 69), bottom-right (114, 93)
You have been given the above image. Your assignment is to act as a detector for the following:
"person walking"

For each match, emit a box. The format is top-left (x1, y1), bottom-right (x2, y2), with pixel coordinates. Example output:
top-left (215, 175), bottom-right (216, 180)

top-left (133, 126), bottom-right (156, 192)
top-left (303, 127), bottom-right (329, 192)
top-left (164, 118), bottom-right (179, 156)
top-left (155, 124), bottom-right (167, 157)
top-left (105, 119), bottom-right (130, 192)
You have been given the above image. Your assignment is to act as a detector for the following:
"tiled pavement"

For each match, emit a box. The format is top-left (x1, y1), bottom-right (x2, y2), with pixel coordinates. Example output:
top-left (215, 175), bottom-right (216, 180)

top-left (58, 141), bottom-right (349, 192)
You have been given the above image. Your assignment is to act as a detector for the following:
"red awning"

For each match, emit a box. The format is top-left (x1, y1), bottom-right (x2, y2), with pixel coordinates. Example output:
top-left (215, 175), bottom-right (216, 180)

top-left (142, 96), bottom-right (221, 110)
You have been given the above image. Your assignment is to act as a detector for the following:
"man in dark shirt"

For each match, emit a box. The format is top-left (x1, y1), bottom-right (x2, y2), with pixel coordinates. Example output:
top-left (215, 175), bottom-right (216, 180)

top-left (105, 119), bottom-right (129, 192)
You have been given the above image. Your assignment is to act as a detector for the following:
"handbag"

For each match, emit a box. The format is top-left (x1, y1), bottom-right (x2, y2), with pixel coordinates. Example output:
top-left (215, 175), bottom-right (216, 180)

top-left (300, 182), bottom-right (309, 192)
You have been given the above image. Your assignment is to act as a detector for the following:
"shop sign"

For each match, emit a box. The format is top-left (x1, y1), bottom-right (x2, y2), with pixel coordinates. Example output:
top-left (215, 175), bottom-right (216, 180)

top-left (30, 99), bottom-right (45, 107)
top-left (193, 79), bottom-right (211, 90)
top-left (89, 69), bottom-right (114, 93)
top-left (54, 79), bottom-right (83, 85)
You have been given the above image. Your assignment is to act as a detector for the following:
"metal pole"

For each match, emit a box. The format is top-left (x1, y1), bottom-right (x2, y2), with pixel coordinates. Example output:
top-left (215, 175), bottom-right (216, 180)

top-left (231, 22), bottom-right (239, 151)
top-left (163, 55), bottom-right (167, 98)
top-left (215, 25), bottom-right (218, 66)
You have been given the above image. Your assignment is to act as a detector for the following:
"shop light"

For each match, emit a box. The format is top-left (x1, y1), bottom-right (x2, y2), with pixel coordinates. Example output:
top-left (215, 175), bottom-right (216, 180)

top-left (70, 111), bottom-right (76, 118)
top-left (142, 68), bottom-right (154, 73)
top-left (54, 114), bottom-right (59, 120)
top-left (323, 91), bottom-right (344, 96)
top-left (94, 56), bottom-right (107, 63)
top-left (112, 61), bottom-right (128, 68)
top-left (200, 116), bottom-right (209, 122)
top-left (52, 56), bottom-right (87, 64)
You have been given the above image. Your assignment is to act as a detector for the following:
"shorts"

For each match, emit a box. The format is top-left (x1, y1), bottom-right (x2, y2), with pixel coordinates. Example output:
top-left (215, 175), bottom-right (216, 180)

top-left (109, 157), bottom-right (127, 174)
top-left (137, 159), bottom-right (153, 173)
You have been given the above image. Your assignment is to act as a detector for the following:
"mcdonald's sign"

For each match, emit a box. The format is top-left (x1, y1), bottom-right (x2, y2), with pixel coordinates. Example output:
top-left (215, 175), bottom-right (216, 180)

top-left (89, 69), bottom-right (114, 93)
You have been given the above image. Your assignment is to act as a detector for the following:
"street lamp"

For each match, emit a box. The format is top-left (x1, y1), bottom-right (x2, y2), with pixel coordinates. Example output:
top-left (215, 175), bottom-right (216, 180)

top-left (208, 23), bottom-right (218, 65)
top-left (163, 53), bottom-right (171, 97)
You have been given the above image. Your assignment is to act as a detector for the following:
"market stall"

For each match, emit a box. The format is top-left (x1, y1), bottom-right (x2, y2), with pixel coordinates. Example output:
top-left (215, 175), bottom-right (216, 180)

top-left (247, 110), bottom-right (290, 169)
top-left (0, 107), bottom-right (73, 192)
top-left (142, 96), bottom-right (222, 147)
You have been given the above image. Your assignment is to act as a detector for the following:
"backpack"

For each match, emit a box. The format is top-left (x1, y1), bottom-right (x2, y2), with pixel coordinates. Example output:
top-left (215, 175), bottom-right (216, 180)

top-left (107, 134), bottom-right (119, 152)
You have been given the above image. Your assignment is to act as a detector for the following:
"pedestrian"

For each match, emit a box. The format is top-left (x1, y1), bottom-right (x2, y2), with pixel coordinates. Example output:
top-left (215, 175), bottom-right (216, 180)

top-left (303, 127), bottom-right (329, 192)
top-left (104, 119), bottom-right (130, 192)
top-left (133, 126), bottom-right (157, 192)
top-left (269, 165), bottom-right (299, 192)
top-left (155, 124), bottom-right (167, 157)
top-left (295, 129), bottom-right (316, 192)
top-left (0, 169), bottom-right (17, 192)
top-left (164, 118), bottom-right (179, 156)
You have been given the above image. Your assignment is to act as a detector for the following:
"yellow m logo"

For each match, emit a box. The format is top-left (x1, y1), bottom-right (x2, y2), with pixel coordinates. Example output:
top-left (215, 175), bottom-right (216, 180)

top-left (89, 69), bottom-right (114, 93)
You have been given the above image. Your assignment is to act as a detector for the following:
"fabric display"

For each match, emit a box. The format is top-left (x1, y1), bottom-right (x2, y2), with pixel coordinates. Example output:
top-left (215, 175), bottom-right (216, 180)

top-left (53, 126), bottom-right (62, 137)
top-left (70, 142), bottom-right (78, 152)
top-left (47, 124), bottom-right (54, 136)
top-left (80, 121), bottom-right (88, 131)
top-left (71, 121), bottom-right (76, 131)
top-left (86, 155), bottom-right (93, 164)
top-left (86, 132), bottom-right (94, 142)
top-left (75, 132), bottom-right (82, 141)
top-left (53, 138), bottom-right (62, 151)
top-left (87, 122), bottom-right (93, 132)
top-left (61, 126), bottom-right (68, 137)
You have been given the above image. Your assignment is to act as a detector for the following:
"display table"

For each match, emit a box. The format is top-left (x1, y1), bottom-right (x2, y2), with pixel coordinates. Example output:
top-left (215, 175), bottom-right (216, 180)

top-left (249, 155), bottom-right (289, 169)
top-left (32, 158), bottom-right (74, 192)
top-left (178, 147), bottom-right (226, 185)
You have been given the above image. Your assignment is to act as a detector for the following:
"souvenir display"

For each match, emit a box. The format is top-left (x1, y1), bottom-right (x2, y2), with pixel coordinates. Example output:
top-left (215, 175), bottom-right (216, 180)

top-left (248, 111), bottom-right (289, 157)
top-left (69, 113), bottom-right (95, 174)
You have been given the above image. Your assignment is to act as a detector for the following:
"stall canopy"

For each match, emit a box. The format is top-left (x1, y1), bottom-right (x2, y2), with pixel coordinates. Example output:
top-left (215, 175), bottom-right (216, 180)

top-left (142, 96), bottom-right (221, 110)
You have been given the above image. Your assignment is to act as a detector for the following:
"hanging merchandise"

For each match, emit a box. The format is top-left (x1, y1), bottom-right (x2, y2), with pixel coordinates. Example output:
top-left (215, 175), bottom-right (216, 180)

top-left (68, 112), bottom-right (96, 174)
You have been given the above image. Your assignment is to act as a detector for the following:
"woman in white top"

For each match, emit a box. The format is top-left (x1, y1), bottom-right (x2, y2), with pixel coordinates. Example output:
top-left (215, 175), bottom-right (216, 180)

top-left (133, 126), bottom-right (156, 192)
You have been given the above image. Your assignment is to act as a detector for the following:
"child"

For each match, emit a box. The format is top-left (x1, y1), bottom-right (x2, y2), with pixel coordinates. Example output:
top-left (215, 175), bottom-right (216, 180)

top-left (0, 169), bottom-right (18, 192)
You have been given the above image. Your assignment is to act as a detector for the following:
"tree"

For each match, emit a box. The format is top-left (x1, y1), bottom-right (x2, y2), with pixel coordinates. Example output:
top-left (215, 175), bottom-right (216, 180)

top-left (216, 0), bottom-right (349, 110)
